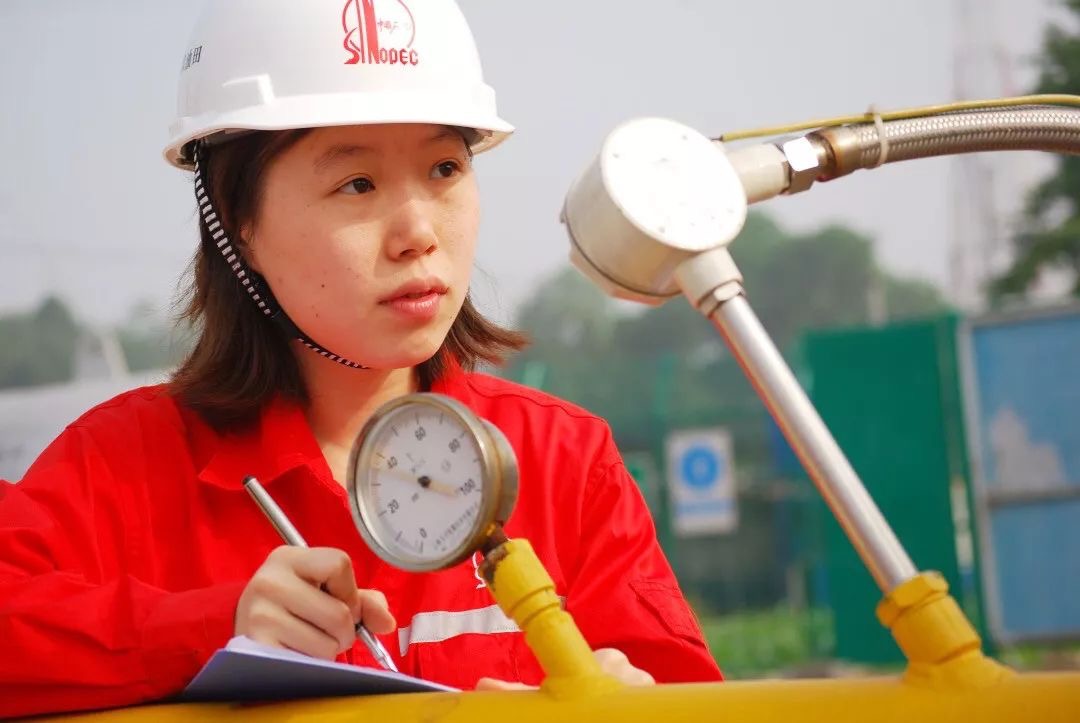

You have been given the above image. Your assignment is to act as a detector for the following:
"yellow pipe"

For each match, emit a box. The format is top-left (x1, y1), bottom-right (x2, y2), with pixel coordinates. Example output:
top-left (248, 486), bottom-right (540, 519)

top-left (478, 538), bottom-right (623, 699)
top-left (39, 549), bottom-right (1076, 723)
top-left (42, 672), bottom-right (1080, 723)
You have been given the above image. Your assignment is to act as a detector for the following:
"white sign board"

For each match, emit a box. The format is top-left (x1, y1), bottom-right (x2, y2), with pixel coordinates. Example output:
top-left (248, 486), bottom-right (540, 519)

top-left (665, 427), bottom-right (737, 536)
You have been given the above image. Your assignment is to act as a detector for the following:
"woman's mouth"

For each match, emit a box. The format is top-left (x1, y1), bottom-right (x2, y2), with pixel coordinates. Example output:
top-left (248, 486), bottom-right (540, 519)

top-left (380, 283), bottom-right (448, 322)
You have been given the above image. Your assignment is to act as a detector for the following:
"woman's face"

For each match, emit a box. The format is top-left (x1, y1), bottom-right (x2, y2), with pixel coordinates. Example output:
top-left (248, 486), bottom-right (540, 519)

top-left (246, 123), bottom-right (479, 369)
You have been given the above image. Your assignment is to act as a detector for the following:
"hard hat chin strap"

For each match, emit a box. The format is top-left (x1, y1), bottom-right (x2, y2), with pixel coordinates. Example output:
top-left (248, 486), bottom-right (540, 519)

top-left (192, 142), bottom-right (370, 370)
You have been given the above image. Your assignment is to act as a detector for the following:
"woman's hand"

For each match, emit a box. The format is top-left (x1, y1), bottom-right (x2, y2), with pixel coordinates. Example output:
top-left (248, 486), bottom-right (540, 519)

top-left (235, 546), bottom-right (395, 659)
top-left (476, 648), bottom-right (656, 691)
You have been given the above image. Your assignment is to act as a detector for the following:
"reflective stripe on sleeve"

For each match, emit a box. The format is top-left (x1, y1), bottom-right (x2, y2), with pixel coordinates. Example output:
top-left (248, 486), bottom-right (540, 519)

top-left (397, 604), bottom-right (519, 655)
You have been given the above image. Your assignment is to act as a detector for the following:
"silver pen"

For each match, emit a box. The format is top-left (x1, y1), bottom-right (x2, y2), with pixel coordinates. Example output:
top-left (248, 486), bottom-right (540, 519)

top-left (243, 475), bottom-right (400, 673)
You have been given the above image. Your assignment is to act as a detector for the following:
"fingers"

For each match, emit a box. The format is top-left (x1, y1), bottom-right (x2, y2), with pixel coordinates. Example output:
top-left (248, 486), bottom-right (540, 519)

top-left (353, 588), bottom-right (396, 634)
top-left (246, 602), bottom-right (343, 660)
top-left (236, 546), bottom-right (396, 659)
top-left (268, 548), bottom-right (359, 649)
top-left (292, 548), bottom-right (395, 631)
top-left (594, 648), bottom-right (656, 686)
top-left (475, 678), bottom-right (537, 691)
top-left (473, 649), bottom-right (655, 691)
top-left (290, 547), bottom-right (356, 594)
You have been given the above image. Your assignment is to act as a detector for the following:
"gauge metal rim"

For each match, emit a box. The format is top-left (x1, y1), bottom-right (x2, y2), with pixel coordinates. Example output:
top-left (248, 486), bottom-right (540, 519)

top-left (346, 392), bottom-right (518, 572)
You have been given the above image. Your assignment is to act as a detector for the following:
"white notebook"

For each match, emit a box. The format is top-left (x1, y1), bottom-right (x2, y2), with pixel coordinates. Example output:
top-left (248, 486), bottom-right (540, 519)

top-left (180, 636), bottom-right (457, 702)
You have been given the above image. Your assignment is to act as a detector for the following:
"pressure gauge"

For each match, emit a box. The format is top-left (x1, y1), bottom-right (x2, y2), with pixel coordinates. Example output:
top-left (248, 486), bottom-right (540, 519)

top-left (346, 393), bottom-right (519, 572)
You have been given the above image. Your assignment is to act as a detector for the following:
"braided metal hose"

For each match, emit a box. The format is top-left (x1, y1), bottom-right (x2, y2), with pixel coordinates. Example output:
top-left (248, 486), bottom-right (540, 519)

top-left (812, 105), bottom-right (1080, 179)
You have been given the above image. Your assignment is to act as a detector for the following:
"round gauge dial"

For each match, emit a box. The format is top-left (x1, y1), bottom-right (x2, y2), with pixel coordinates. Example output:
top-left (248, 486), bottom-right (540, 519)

top-left (346, 393), bottom-right (518, 572)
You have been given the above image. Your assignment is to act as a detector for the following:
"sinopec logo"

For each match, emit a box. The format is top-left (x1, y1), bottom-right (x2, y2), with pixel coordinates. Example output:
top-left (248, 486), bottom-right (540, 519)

top-left (342, 0), bottom-right (419, 66)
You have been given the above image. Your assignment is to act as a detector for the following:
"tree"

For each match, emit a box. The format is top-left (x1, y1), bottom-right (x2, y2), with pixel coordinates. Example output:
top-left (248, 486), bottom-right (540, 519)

top-left (116, 300), bottom-right (192, 373)
top-left (512, 265), bottom-right (617, 360)
top-left (610, 213), bottom-right (793, 358)
top-left (608, 215), bottom-right (948, 356)
top-left (742, 223), bottom-right (876, 349)
top-left (0, 296), bottom-right (80, 388)
top-left (885, 276), bottom-right (951, 319)
top-left (993, 1), bottom-right (1080, 297)
top-left (506, 265), bottom-right (620, 403)
top-left (0, 297), bottom-right (191, 390)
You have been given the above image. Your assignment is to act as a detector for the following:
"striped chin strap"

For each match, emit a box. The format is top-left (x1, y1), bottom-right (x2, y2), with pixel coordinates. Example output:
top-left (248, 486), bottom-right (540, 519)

top-left (192, 142), bottom-right (369, 370)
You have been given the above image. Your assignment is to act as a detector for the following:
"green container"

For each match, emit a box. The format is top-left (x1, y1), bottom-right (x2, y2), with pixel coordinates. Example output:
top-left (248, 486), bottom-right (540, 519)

top-left (802, 314), bottom-right (991, 664)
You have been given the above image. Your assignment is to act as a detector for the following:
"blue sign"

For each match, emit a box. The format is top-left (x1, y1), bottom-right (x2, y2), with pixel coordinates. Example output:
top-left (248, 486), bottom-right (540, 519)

top-left (666, 428), bottom-right (737, 536)
top-left (680, 445), bottom-right (723, 489)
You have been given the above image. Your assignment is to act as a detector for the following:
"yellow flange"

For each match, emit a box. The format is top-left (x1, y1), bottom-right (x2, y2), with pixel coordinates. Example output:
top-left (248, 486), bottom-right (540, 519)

top-left (877, 571), bottom-right (1013, 688)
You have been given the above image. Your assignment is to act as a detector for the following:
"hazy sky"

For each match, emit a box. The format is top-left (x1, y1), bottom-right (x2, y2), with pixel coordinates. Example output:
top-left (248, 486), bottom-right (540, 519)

top-left (0, 1), bottom-right (1066, 327)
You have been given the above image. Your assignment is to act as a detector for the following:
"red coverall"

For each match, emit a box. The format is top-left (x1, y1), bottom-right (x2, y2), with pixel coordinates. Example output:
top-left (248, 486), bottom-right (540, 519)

top-left (0, 364), bottom-right (721, 718)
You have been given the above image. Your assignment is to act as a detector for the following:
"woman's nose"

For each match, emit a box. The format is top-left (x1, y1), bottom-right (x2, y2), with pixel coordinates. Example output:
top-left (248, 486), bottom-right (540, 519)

top-left (384, 199), bottom-right (439, 260)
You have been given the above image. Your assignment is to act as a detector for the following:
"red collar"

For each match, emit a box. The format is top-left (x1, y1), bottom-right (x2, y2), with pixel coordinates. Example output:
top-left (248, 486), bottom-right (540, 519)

top-left (196, 394), bottom-right (327, 491)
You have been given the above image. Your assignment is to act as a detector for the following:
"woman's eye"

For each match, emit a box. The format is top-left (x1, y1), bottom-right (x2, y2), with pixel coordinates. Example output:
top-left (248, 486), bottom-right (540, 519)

top-left (340, 177), bottom-right (375, 195)
top-left (430, 160), bottom-right (462, 180)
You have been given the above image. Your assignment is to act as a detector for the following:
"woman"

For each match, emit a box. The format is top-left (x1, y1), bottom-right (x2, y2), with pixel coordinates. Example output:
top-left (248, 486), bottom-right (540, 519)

top-left (0, 0), bottom-right (721, 717)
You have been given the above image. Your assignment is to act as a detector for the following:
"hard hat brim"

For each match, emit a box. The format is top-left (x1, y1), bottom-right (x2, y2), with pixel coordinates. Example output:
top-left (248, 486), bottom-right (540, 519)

top-left (164, 89), bottom-right (514, 170)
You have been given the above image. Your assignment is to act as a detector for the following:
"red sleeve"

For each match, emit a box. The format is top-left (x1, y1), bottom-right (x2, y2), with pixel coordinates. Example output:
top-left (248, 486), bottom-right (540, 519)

top-left (564, 431), bottom-right (723, 683)
top-left (0, 426), bottom-right (244, 719)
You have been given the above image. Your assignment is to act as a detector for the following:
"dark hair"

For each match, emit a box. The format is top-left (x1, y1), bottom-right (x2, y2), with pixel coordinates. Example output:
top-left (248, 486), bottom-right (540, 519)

top-left (170, 129), bottom-right (527, 430)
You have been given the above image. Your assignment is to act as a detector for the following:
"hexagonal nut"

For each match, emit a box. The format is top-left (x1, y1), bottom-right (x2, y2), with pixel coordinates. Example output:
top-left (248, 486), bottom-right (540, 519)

top-left (891, 572), bottom-right (949, 608)
top-left (780, 136), bottom-right (826, 195)
top-left (877, 572), bottom-right (950, 627)
top-left (568, 245), bottom-right (675, 306)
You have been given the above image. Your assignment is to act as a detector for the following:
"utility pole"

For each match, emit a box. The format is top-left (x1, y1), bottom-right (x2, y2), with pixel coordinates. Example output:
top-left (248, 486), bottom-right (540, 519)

top-left (949, 0), bottom-right (1017, 310)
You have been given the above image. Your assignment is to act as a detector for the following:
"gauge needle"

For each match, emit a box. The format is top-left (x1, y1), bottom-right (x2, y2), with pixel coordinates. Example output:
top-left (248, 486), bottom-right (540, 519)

top-left (419, 476), bottom-right (459, 498)
top-left (379, 468), bottom-right (459, 497)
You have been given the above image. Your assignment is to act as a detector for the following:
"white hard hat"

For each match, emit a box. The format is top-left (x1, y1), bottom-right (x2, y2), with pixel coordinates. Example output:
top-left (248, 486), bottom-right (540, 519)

top-left (164, 0), bottom-right (513, 169)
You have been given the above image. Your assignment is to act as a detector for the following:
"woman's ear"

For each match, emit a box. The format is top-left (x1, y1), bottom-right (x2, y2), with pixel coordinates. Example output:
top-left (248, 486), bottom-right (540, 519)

top-left (239, 223), bottom-right (263, 274)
